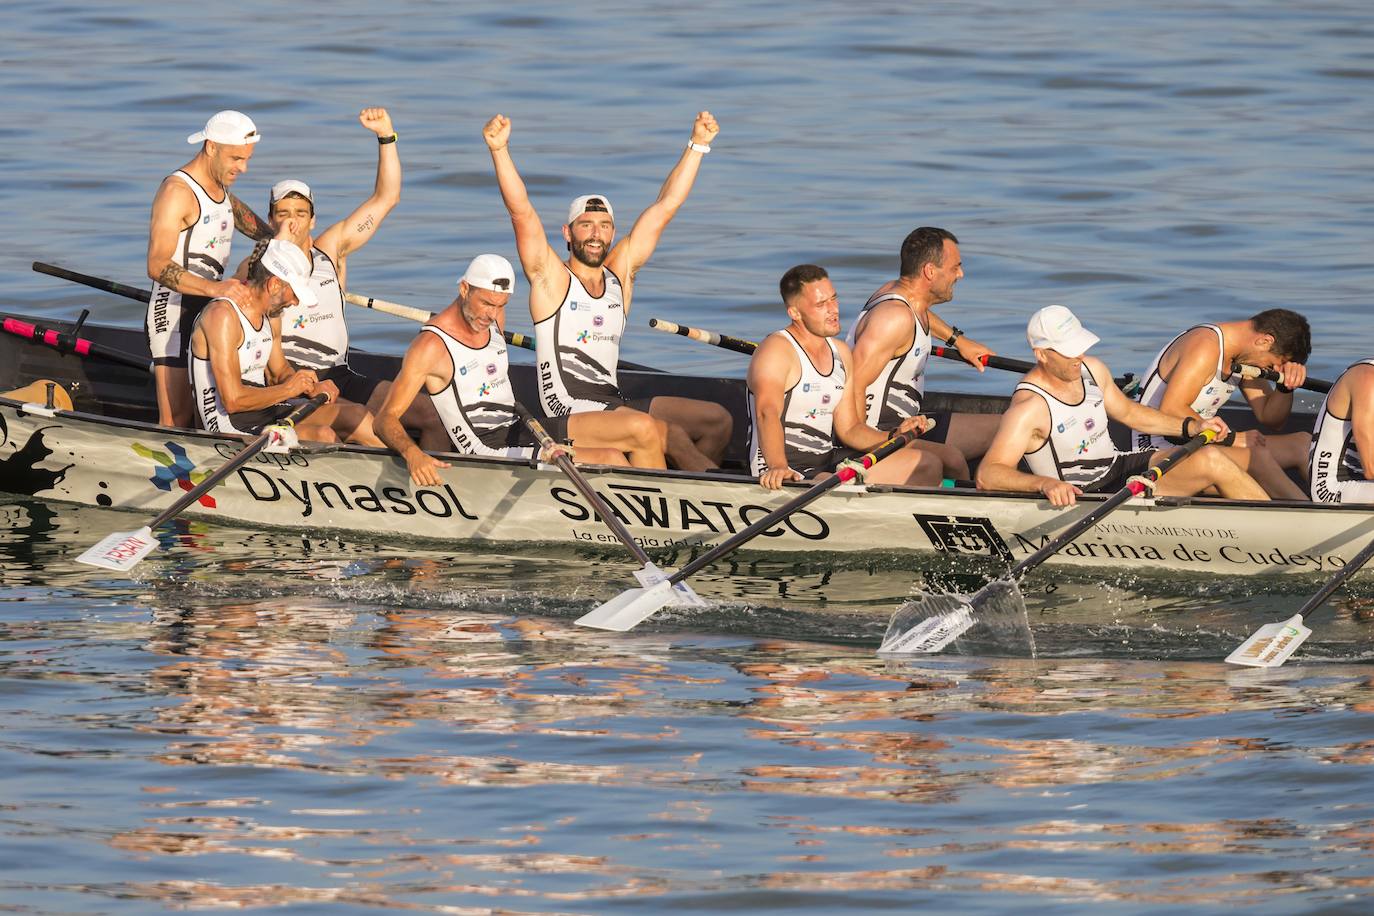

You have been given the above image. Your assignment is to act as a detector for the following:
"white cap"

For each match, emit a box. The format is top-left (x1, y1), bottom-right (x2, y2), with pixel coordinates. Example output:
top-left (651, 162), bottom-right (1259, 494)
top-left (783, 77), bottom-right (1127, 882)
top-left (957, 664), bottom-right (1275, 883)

top-left (187, 110), bottom-right (261, 146)
top-left (260, 239), bottom-right (317, 306)
top-left (461, 254), bottom-right (515, 294)
top-left (269, 179), bottom-right (313, 206)
top-left (1027, 305), bottom-right (1099, 357)
top-left (567, 194), bottom-right (614, 225)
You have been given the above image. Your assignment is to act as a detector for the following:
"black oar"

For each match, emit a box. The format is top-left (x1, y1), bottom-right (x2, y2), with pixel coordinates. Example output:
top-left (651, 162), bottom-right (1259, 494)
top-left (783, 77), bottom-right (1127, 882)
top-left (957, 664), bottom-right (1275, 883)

top-left (879, 429), bottom-right (1219, 655)
top-left (1227, 535), bottom-right (1374, 667)
top-left (577, 429), bottom-right (921, 631)
top-left (648, 317), bottom-right (1137, 389)
top-left (76, 394), bottom-right (330, 571)
top-left (33, 261), bottom-right (153, 303)
top-left (514, 403), bottom-right (704, 609)
top-left (3, 314), bottom-right (151, 372)
top-left (1230, 361), bottom-right (1333, 394)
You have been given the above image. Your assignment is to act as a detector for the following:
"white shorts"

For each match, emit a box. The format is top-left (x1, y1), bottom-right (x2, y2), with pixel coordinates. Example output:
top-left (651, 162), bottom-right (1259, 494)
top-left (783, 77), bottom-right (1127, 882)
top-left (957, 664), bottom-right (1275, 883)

top-left (146, 286), bottom-right (210, 366)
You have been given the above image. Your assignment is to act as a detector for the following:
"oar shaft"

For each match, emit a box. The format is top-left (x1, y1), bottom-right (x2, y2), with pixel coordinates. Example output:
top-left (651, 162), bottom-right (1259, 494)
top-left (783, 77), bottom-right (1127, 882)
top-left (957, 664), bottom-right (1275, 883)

top-left (517, 406), bottom-right (654, 567)
top-left (1231, 361), bottom-right (1332, 394)
top-left (146, 395), bottom-right (329, 530)
top-left (3, 316), bottom-right (151, 372)
top-left (32, 261), bottom-right (151, 303)
top-left (668, 431), bottom-right (916, 584)
top-left (1010, 431), bottom-right (1217, 578)
top-left (649, 318), bottom-right (758, 355)
top-left (1296, 535), bottom-right (1374, 616)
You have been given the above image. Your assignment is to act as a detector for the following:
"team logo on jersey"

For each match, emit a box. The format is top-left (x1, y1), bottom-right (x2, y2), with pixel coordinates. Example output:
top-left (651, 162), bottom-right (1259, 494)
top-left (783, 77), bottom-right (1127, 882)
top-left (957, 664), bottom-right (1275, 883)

top-left (478, 382), bottom-right (492, 396)
top-left (254, 350), bottom-right (263, 362)
top-left (293, 315), bottom-right (307, 329)
top-left (459, 366), bottom-right (468, 376)
top-left (821, 394), bottom-right (831, 404)
top-left (1084, 418), bottom-right (1096, 431)
top-left (133, 441), bottom-right (217, 509)
top-left (221, 220), bottom-right (229, 232)
top-left (577, 330), bottom-right (591, 344)
top-left (202, 215), bottom-right (211, 225)
top-left (1057, 423), bottom-right (1066, 433)
top-left (802, 383), bottom-right (811, 393)
top-left (486, 364), bottom-right (498, 376)
top-left (593, 315), bottom-right (604, 327)
top-left (805, 408), bottom-right (819, 419)
top-left (1077, 438), bottom-right (1091, 454)
top-left (569, 302), bottom-right (579, 311)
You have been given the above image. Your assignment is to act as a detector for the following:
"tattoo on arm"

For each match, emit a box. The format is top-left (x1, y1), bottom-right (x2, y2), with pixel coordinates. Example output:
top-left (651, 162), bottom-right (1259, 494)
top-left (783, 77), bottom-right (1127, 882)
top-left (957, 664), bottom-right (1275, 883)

top-left (156, 263), bottom-right (187, 289)
top-left (230, 195), bottom-right (270, 240)
top-left (354, 215), bottom-right (376, 235)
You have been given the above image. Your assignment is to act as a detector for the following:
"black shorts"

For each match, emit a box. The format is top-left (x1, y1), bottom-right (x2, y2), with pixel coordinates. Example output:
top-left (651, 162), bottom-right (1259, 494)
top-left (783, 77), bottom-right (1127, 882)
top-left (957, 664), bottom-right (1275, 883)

top-left (317, 365), bottom-right (382, 405)
top-left (918, 410), bottom-right (952, 445)
top-left (1081, 451), bottom-right (1153, 493)
top-left (485, 414), bottom-right (571, 451)
top-left (228, 401), bottom-right (297, 435)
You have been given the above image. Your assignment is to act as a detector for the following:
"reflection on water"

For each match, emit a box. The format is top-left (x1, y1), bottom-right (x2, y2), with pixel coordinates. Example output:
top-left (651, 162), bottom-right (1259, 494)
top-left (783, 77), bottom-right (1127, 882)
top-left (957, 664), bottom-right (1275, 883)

top-left (1, 588), bottom-right (1372, 910)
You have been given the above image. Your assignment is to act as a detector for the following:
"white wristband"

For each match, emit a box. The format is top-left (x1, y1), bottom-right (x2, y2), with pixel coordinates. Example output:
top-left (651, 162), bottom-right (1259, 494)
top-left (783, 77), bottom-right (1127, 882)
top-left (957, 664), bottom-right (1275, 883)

top-left (687, 141), bottom-right (711, 154)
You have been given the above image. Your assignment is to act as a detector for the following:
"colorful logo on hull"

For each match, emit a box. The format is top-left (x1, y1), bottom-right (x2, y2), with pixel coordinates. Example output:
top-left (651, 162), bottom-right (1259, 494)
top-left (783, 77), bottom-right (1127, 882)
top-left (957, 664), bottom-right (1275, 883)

top-left (133, 441), bottom-right (216, 508)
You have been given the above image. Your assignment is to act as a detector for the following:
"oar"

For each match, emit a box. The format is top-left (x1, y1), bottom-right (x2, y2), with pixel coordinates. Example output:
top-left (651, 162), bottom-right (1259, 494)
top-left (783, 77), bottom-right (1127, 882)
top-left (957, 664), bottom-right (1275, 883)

top-left (648, 317), bottom-right (1137, 389)
top-left (3, 314), bottom-right (151, 372)
top-left (577, 429), bottom-right (921, 631)
top-left (33, 261), bottom-right (153, 304)
top-left (879, 429), bottom-right (1219, 655)
top-left (513, 403), bottom-right (704, 609)
top-left (1226, 535), bottom-right (1374, 667)
top-left (344, 289), bottom-right (659, 372)
top-left (343, 292), bottom-right (536, 352)
top-left (75, 394), bottom-right (330, 571)
top-left (1230, 361), bottom-right (1333, 394)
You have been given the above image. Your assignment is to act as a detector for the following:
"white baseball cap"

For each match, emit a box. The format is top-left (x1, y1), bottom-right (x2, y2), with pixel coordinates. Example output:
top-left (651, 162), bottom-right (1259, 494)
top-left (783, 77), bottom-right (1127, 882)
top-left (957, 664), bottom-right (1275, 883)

top-left (461, 254), bottom-right (515, 294)
top-left (187, 110), bottom-right (261, 146)
top-left (1027, 305), bottom-right (1099, 357)
top-left (260, 239), bottom-right (317, 306)
top-left (269, 179), bottom-right (313, 207)
top-left (567, 194), bottom-right (614, 225)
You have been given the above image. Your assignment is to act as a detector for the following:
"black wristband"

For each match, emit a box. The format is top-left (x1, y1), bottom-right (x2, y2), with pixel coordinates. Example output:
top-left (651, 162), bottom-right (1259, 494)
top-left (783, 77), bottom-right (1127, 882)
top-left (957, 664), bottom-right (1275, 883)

top-left (1275, 381), bottom-right (1293, 393)
top-left (1182, 416), bottom-right (1195, 438)
top-left (946, 327), bottom-right (964, 347)
top-left (378, 133), bottom-right (398, 145)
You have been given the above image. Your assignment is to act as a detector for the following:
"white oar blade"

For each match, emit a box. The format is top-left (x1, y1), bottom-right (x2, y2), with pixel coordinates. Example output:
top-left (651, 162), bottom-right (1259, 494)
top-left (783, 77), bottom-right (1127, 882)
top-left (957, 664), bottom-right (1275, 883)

top-left (76, 526), bottom-right (157, 571)
top-left (576, 580), bottom-right (676, 631)
top-left (1226, 614), bottom-right (1312, 668)
top-left (879, 595), bottom-right (976, 654)
top-left (633, 564), bottom-right (708, 608)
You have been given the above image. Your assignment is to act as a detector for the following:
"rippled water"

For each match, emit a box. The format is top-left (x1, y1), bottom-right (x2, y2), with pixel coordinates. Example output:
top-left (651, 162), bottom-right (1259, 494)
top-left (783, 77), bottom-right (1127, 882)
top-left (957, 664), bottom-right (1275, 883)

top-left (4, 0), bottom-right (1374, 911)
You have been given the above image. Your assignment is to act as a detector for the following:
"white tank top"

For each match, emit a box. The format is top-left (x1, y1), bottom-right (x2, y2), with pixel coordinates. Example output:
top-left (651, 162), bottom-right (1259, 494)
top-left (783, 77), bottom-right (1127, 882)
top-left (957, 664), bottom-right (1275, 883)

top-left (280, 247), bottom-right (349, 370)
top-left (1135, 324), bottom-right (1238, 450)
top-left (149, 171), bottom-right (234, 303)
top-left (845, 291), bottom-right (930, 427)
top-left (534, 266), bottom-right (626, 415)
top-left (748, 331), bottom-right (846, 475)
top-left (1018, 363), bottom-right (1120, 488)
top-left (189, 298), bottom-right (274, 434)
top-left (423, 325), bottom-right (529, 458)
top-left (1309, 359), bottom-right (1374, 503)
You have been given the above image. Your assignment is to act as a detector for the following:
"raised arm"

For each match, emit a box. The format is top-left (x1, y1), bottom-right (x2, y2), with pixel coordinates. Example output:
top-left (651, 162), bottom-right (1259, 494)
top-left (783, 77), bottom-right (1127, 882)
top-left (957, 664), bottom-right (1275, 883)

top-left (746, 334), bottom-right (803, 489)
top-left (483, 115), bottom-right (562, 298)
top-left (317, 107), bottom-right (402, 263)
top-left (376, 333), bottom-right (451, 486)
top-left (614, 111), bottom-right (719, 280)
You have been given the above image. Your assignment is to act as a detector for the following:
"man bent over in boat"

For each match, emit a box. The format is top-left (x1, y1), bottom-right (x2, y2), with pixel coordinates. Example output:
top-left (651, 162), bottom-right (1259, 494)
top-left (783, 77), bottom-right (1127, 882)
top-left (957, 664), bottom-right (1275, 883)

top-left (1309, 359), bottom-right (1374, 504)
top-left (189, 239), bottom-right (383, 446)
top-left (848, 227), bottom-right (1001, 481)
top-left (483, 112), bottom-right (732, 470)
top-left (748, 264), bottom-right (942, 490)
top-left (977, 305), bottom-right (1269, 506)
top-left (1135, 309), bottom-right (1311, 499)
top-left (376, 255), bottom-right (667, 487)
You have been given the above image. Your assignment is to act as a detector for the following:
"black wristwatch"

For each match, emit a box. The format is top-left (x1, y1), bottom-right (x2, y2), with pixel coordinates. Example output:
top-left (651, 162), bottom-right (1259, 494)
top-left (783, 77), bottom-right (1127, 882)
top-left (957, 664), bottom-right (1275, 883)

top-left (946, 326), bottom-right (964, 347)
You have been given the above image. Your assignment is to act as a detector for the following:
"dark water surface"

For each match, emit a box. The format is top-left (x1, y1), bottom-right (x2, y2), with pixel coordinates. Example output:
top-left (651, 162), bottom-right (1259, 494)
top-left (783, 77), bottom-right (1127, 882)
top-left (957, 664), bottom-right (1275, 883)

top-left (3, 0), bottom-right (1374, 911)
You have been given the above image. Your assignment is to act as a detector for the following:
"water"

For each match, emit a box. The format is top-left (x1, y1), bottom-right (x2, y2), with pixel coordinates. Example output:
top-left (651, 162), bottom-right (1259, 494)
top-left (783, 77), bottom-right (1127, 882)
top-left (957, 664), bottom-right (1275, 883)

top-left (3, 0), bottom-right (1374, 910)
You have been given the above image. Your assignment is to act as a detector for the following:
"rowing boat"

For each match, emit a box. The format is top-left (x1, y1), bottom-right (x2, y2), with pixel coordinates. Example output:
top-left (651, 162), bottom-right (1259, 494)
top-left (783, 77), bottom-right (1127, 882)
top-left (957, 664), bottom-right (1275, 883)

top-left (2, 311), bottom-right (1369, 578)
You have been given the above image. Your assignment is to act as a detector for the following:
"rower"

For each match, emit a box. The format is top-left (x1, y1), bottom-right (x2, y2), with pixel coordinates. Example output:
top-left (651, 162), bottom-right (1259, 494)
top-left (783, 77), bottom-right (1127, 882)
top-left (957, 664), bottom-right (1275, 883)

top-left (147, 110), bottom-right (274, 428)
top-left (188, 239), bottom-right (382, 446)
top-left (847, 226), bottom-right (1001, 479)
top-left (747, 264), bottom-right (940, 490)
top-left (375, 255), bottom-right (668, 486)
top-left (1135, 309), bottom-right (1311, 499)
top-left (247, 108), bottom-right (447, 447)
top-left (1309, 360), bottom-right (1374, 503)
top-left (482, 111), bottom-right (733, 471)
top-left (976, 305), bottom-right (1269, 505)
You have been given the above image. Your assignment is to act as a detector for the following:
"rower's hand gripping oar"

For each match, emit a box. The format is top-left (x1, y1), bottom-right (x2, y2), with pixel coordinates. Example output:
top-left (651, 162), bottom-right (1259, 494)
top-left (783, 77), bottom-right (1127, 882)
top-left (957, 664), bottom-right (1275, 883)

top-left (1226, 534), bottom-right (1374, 667)
top-left (1230, 361), bottom-right (1332, 394)
top-left (648, 317), bottom-right (1138, 390)
top-left (513, 403), bottom-right (704, 609)
top-left (577, 429), bottom-right (921, 631)
top-left (75, 394), bottom-right (330, 572)
top-left (879, 429), bottom-right (1220, 655)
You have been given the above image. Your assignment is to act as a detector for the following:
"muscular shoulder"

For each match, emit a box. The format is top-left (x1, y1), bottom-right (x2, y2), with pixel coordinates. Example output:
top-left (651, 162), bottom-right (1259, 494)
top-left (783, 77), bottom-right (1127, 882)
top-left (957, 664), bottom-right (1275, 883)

top-left (1164, 325), bottom-right (1221, 368)
top-left (151, 175), bottom-right (197, 223)
top-left (748, 332), bottom-right (800, 385)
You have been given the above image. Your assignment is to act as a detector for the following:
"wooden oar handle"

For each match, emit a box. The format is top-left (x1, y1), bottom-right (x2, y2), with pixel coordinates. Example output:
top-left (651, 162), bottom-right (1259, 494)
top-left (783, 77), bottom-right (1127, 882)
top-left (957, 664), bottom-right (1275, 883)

top-left (1230, 361), bottom-right (1332, 394)
top-left (648, 318), bottom-right (758, 355)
